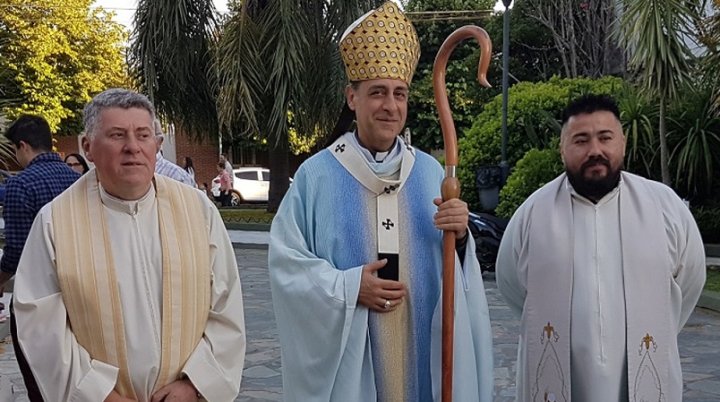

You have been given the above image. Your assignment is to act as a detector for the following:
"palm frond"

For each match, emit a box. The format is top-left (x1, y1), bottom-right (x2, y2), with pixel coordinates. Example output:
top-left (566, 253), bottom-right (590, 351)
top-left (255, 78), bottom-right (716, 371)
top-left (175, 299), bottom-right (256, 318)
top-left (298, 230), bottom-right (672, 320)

top-left (669, 81), bottom-right (720, 194)
top-left (214, 4), bottom-right (263, 138)
top-left (616, 0), bottom-right (697, 101)
top-left (129, 0), bottom-right (219, 140)
top-left (258, 0), bottom-right (309, 146)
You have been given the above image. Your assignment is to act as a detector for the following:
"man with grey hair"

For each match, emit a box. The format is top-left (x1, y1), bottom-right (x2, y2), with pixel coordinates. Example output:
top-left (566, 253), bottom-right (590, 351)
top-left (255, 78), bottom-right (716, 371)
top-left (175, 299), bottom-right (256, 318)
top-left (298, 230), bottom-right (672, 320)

top-left (13, 88), bottom-right (246, 402)
top-left (153, 120), bottom-right (197, 187)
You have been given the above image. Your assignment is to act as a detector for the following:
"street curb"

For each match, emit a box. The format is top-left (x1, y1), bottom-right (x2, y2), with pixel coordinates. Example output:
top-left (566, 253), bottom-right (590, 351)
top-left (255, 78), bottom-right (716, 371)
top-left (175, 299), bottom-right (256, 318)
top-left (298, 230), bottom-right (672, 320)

top-left (698, 290), bottom-right (720, 313)
top-left (232, 242), bottom-right (268, 250)
top-left (225, 223), bottom-right (270, 232)
top-left (706, 244), bottom-right (720, 258)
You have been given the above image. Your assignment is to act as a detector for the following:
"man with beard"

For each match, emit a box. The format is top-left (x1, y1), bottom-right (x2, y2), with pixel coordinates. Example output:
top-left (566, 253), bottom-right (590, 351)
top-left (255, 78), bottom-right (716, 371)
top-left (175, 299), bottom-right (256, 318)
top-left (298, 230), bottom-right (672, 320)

top-left (496, 94), bottom-right (705, 402)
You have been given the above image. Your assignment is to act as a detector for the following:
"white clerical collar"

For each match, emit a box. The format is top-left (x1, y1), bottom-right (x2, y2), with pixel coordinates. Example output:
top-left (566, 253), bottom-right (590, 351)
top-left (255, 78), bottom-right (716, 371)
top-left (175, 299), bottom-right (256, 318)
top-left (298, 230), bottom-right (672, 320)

top-left (352, 132), bottom-right (401, 163)
top-left (347, 132), bottom-right (405, 179)
top-left (374, 150), bottom-right (390, 162)
top-left (99, 182), bottom-right (156, 215)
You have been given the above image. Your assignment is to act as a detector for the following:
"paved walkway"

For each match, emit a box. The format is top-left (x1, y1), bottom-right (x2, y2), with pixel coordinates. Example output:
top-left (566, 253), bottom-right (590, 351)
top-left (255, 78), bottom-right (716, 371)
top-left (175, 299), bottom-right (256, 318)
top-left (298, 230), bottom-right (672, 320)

top-left (2, 247), bottom-right (719, 401)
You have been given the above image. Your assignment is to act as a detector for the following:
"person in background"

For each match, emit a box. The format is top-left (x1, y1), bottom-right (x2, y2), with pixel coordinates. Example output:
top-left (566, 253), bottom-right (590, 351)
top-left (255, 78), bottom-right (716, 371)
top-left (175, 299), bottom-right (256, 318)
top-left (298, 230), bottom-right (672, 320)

top-left (183, 156), bottom-right (196, 181)
top-left (219, 153), bottom-right (234, 189)
top-left (153, 120), bottom-right (197, 188)
top-left (64, 153), bottom-right (90, 175)
top-left (0, 114), bottom-right (81, 401)
top-left (216, 161), bottom-right (232, 207)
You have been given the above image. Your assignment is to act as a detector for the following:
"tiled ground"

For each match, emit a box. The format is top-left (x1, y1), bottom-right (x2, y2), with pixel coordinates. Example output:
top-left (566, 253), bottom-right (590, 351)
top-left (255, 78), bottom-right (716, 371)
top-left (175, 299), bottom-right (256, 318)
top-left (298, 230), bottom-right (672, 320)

top-left (3, 248), bottom-right (719, 401)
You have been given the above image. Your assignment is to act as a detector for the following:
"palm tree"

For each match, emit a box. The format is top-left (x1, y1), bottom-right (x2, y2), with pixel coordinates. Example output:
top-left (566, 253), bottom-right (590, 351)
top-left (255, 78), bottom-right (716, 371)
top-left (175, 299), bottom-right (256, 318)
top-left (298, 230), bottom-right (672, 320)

top-left (130, 0), bottom-right (219, 141)
top-left (702, 1), bottom-right (720, 111)
top-left (616, 0), bottom-right (699, 186)
top-left (131, 0), bottom-right (382, 211)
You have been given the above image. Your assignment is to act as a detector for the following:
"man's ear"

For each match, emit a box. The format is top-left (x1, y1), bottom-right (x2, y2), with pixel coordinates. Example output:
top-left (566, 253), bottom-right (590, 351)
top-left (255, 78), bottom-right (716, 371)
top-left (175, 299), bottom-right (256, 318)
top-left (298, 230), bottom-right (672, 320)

top-left (345, 85), bottom-right (356, 111)
top-left (156, 135), bottom-right (164, 153)
top-left (81, 136), bottom-right (93, 162)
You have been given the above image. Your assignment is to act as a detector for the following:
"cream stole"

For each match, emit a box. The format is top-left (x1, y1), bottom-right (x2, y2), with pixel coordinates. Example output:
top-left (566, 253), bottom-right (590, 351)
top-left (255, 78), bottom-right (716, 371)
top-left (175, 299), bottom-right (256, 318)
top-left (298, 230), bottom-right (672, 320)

top-left (524, 172), bottom-right (672, 402)
top-left (51, 171), bottom-right (211, 399)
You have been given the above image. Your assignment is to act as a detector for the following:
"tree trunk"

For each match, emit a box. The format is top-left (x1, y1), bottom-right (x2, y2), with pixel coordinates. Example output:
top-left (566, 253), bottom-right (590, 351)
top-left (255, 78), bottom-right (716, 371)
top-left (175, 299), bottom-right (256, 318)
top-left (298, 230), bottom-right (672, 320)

top-left (567, 0), bottom-right (578, 77)
top-left (659, 98), bottom-right (671, 186)
top-left (267, 135), bottom-right (290, 213)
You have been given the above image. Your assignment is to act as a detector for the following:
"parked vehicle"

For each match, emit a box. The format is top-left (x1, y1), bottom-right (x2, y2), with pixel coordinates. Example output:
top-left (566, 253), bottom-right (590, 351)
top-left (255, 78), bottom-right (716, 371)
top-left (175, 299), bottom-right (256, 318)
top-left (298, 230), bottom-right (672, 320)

top-left (467, 211), bottom-right (509, 273)
top-left (211, 167), bottom-right (291, 205)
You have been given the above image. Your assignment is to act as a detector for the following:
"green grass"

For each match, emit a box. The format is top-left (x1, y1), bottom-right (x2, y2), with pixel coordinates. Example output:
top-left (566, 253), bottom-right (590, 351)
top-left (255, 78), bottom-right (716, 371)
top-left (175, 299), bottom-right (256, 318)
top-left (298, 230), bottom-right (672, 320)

top-left (218, 208), bottom-right (275, 224)
top-left (706, 268), bottom-right (720, 293)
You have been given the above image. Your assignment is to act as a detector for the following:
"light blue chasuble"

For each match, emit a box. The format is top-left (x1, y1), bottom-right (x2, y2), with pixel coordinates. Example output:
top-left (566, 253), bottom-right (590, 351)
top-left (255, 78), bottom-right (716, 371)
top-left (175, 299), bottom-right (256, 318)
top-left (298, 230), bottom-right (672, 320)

top-left (269, 132), bottom-right (493, 402)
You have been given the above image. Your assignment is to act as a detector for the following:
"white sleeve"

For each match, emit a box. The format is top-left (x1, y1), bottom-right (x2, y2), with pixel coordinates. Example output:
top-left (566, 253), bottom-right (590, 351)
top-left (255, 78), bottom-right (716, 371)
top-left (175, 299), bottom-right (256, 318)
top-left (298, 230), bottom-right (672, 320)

top-left (182, 199), bottom-right (246, 402)
top-left (495, 206), bottom-right (528, 317)
top-left (669, 199), bottom-right (706, 330)
top-left (14, 208), bottom-right (119, 402)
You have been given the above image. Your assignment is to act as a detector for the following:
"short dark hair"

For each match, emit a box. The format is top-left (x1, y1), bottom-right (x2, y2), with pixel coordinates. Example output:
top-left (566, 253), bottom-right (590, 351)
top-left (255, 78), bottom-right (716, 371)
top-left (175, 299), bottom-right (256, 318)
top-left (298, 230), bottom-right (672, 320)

top-left (561, 94), bottom-right (620, 126)
top-left (4, 115), bottom-right (54, 151)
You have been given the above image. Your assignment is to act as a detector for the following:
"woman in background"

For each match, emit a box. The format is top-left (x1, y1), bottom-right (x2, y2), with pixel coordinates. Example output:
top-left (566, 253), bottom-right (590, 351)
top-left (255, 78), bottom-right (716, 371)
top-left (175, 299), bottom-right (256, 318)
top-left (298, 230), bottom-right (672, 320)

top-left (64, 153), bottom-right (90, 175)
top-left (183, 156), bottom-right (196, 181)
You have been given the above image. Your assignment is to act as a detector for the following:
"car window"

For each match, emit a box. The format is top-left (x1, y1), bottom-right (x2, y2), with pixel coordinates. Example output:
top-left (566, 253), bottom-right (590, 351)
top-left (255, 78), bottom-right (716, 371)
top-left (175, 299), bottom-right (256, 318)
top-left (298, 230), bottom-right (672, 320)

top-left (236, 171), bottom-right (258, 180)
top-left (262, 171), bottom-right (269, 181)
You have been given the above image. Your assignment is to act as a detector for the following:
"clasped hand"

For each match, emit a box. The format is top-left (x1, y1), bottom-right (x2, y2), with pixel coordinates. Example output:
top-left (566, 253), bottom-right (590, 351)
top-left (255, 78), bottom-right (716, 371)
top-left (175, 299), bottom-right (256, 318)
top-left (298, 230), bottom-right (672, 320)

top-left (358, 259), bottom-right (407, 312)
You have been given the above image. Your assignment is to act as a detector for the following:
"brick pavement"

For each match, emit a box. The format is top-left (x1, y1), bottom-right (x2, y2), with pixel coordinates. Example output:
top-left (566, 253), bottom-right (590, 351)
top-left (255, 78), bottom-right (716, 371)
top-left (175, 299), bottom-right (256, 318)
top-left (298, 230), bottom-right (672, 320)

top-left (2, 248), bottom-right (719, 401)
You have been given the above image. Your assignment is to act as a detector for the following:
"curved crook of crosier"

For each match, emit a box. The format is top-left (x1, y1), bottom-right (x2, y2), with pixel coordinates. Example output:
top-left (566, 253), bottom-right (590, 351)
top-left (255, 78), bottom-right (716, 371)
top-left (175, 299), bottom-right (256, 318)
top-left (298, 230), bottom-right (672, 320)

top-left (432, 25), bottom-right (492, 191)
top-left (432, 26), bottom-right (492, 402)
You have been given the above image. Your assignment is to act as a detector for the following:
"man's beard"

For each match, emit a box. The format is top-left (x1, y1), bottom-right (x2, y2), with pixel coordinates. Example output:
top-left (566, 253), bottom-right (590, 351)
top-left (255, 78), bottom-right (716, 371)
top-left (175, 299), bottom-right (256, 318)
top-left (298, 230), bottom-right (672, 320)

top-left (566, 156), bottom-right (622, 202)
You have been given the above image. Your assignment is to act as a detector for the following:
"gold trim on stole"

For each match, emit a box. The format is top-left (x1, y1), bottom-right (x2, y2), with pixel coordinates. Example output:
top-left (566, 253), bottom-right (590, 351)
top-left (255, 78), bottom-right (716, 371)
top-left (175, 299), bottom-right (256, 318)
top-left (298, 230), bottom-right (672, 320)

top-left (52, 171), bottom-right (211, 398)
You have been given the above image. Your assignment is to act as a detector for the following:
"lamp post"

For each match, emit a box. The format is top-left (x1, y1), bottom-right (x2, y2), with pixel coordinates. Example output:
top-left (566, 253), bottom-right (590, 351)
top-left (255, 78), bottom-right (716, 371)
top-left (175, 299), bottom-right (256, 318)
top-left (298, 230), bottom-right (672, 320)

top-left (500, 0), bottom-right (512, 186)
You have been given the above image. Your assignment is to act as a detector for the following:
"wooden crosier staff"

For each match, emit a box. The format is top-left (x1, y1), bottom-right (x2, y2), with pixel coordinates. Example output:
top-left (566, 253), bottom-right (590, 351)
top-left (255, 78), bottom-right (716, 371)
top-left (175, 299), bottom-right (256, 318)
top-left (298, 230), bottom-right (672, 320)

top-left (432, 25), bottom-right (492, 402)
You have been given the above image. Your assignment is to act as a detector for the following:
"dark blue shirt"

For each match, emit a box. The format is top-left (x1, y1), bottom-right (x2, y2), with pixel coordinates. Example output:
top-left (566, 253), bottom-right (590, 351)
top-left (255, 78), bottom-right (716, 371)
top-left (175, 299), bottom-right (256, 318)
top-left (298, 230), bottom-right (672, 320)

top-left (1, 153), bottom-right (81, 274)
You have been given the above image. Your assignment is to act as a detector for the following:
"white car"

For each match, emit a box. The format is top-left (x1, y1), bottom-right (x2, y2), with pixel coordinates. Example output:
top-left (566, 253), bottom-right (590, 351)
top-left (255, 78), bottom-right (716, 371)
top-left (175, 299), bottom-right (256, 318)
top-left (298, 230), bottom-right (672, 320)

top-left (211, 167), bottom-right (291, 204)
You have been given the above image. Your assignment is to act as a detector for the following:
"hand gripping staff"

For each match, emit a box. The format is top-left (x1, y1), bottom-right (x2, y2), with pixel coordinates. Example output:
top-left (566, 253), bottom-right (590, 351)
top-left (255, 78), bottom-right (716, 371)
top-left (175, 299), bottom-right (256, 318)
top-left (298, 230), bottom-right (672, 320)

top-left (432, 25), bottom-right (492, 402)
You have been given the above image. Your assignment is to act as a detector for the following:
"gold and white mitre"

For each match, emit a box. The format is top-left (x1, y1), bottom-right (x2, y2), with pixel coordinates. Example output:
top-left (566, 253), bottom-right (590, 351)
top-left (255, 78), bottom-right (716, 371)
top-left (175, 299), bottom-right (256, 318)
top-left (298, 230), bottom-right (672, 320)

top-left (339, 1), bottom-right (420, 84)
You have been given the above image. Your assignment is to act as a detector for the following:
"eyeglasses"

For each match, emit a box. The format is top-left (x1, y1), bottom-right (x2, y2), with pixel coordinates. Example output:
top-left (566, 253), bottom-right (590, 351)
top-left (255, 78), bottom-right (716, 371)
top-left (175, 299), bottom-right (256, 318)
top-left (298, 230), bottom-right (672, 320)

top-left (67, 163), bottom-right (82, 167)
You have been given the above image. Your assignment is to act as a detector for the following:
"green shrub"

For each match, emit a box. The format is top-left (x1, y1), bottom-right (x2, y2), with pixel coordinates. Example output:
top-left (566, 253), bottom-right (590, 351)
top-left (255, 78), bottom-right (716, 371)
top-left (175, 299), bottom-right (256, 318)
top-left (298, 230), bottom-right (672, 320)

top-left (706, 270), bottom-right (720, 292)
top-left (458, 76), bottom-right (624, 210)
top-left (495, 145), bottom-right (563, 218)
top-left (219, 208), bottom-right (275, 224)
top-left (691, 207), bottom-right (720, 243)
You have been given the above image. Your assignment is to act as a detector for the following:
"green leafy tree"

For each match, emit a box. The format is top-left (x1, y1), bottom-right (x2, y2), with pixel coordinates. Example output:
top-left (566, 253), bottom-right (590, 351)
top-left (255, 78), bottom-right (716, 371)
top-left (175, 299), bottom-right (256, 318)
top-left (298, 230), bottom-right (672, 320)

top-left (403, 0), bottom-right (565, 152)
top-left (404, 0), bottom-right (495, 151)
top-left (616, 0), bottom-right (699, 186)
top-left (458, 76), bottom-right (622, 210)
top-left (482, 0), bottom-right (564, 82)
top-left (132, 0), bottom-right (383, 211)
top-left (0, 0), bottom-right (128, 134)
top-left (495, 142), bottom-right (562, 218)
top-left (667, 81), bottom-right (720, 198)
